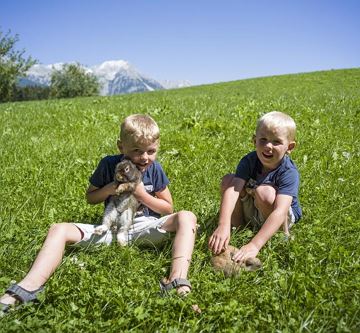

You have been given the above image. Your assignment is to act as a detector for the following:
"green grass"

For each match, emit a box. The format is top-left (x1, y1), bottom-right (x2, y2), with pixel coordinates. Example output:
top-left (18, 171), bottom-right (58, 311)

top-left (0, 68), bottom-right (359, 332)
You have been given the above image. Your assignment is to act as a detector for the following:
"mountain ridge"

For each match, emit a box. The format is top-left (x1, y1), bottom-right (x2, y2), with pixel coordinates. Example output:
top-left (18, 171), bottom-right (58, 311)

top-left (22, 60), bottom-right (191, 95)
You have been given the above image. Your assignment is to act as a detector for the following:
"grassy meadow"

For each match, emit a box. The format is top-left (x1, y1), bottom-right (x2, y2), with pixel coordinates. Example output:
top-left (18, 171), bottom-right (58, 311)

top-left (0, 68), bottom-right (359, 332)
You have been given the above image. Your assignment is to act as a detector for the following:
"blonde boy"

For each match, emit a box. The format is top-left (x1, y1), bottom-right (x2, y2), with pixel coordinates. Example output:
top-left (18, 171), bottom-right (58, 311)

top-left (1, 114), bottom-right (196, 313)
top-left (209, 111), bottom-right (301, 262)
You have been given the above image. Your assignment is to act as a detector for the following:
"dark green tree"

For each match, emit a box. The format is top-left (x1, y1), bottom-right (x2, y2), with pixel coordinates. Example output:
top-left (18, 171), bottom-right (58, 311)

top-left (13, 85), bottom-right (50, 101)
top-left (50, 63), bottom-right (99, 99)
top-left (0, 29), bottom-right (36, 102)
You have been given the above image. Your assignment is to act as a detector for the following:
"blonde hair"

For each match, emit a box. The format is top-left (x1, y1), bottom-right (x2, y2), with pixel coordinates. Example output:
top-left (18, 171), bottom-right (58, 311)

top-left (120, 114), bottom-right (160, 145)
top-left (256, 111), bottom-right (296, 141)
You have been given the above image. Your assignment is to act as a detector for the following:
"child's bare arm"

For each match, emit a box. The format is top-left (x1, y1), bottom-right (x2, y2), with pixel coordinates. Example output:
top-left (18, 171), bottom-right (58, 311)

top-left (86, 183), bottom-right (118, 204)
top-left (133, 183), bottom-right (174, 215)
top-left (233, 194), bottom-right (292, 262)
top-left (209, 177), bottom-right (246, 254)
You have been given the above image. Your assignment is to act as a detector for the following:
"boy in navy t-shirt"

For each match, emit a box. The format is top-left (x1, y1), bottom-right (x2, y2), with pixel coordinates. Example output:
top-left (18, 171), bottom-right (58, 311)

top-left (209, 111), bottom-right (301, 263)
top-left (1, 115), bottom-right (196, 313)
top-left (82, 114), bottom-right (196, 295)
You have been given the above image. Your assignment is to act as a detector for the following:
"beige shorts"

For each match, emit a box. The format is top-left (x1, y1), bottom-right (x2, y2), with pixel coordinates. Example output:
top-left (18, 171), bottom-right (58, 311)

top-left (241, 193), bottom-right (295, 230)
top-left (72, 214), bottom-right (172, 248)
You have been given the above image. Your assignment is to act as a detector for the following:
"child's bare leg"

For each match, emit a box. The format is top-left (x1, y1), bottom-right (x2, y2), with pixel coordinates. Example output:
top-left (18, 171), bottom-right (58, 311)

top-left (0, 223), bottom-right (82, 305)
top-left (254, 185), bottom-right (276, 219)
top-left (283, 216), bottom-right (290, 237)
top-left (221, 174), bottom-right (246, 229)
top-left (161, 211), bottom-right (197, 294)
top-left (231, 194), bottom-right (246, 229)
top-left (254, 185), bottom-right (290, 236)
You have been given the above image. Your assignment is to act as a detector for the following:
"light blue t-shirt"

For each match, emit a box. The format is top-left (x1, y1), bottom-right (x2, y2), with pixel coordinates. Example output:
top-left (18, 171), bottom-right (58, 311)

top-left (235, 151), bottom-right (302, 222)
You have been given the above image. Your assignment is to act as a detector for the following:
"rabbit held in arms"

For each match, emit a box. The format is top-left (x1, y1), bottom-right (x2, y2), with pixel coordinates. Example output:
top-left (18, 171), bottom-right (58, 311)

top-left (94, 159), bottom-right (142, 245)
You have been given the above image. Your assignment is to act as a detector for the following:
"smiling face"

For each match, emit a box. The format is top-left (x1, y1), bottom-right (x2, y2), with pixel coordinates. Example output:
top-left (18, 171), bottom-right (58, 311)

top-left (254, 123), bottom-right (295, 173)
top-left (118, 139), bottom-right (158, 172)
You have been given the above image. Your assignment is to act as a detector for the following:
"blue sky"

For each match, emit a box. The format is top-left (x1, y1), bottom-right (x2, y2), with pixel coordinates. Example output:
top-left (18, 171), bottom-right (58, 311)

top-left (1, 0), bottom-right (359, 85)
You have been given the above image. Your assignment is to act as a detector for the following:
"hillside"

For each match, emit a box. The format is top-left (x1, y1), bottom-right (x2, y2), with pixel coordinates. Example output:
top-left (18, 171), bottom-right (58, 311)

top-left (0, 68), bottom-right (359, 331)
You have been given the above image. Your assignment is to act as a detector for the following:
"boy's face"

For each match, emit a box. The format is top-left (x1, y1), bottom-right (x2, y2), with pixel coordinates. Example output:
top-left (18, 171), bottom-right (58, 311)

top-left (118, 140), bottom-right (158, 172)
top-left (254, 124), bottom-right (295, 172)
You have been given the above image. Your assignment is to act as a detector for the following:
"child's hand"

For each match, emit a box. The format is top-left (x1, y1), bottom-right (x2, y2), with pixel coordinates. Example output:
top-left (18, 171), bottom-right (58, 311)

top-left (232, 242), bottom-right (259, 263)
top-left (115, 182), bottom-right (133, 195)
top-left (208, 225), bottom-right (230, 254)
top-left (133, 182), bottom-right (147, 201)
top-left (101, 181), bottom-right (120, 196)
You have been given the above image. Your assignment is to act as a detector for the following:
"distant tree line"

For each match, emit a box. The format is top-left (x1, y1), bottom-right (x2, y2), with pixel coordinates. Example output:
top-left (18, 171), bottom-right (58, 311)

top-left (12, 85), bottom-right (51, 101)
top-left (0, 29), bottom-right (100, 103)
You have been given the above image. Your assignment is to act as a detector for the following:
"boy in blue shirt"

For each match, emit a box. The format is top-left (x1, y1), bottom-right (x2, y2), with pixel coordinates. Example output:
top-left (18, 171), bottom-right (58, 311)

top-left (209, 111), bottom-right (301, 262)
top-left (1, 114), bottom-right (196, 313)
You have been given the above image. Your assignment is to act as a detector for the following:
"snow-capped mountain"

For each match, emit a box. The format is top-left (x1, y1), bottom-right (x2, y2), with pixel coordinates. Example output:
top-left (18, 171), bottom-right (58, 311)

top-left (91, 60), bottom-right (163, 95)
top-left (159, 79), bottom-right (192, 89)
top-left (22, 60), bottom-right (190, 95)
top-left (25, 63), bottom-right (64, 86)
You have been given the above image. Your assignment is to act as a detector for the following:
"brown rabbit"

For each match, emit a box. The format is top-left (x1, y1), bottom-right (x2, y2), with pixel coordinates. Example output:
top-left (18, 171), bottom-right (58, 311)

top-left (94, 159), bottom-right (142, 246)
top-left (211, 245), bottom-right (262, 277)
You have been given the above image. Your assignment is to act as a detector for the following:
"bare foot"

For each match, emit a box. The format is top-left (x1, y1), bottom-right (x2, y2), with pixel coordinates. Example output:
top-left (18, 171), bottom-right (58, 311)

top-left (0, 293), bottom-right (17, 306)
top-left (176, 285), bottom-right (191, 296)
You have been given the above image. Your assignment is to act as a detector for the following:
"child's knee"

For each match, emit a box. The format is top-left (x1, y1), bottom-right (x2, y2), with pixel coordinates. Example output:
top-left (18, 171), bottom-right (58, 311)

top-left (176, 211), bottom-right (197, 230)
top-left (48, 223), bottom-right (67, 237)
top-left (221, 174), bottom-right (235, 192)
top-left (178, 210), bottom-right (197, 223)
top-left (254, 185), bottom-right (276, 206)
top-left (47, 223), bottom-right (80, 242)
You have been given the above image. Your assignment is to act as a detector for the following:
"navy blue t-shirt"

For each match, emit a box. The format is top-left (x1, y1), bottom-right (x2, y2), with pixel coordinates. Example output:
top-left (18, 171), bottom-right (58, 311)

top-left (89, 154), bottom-right (170, 218)
top-left (235, 151), bottom-right (302, 222)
